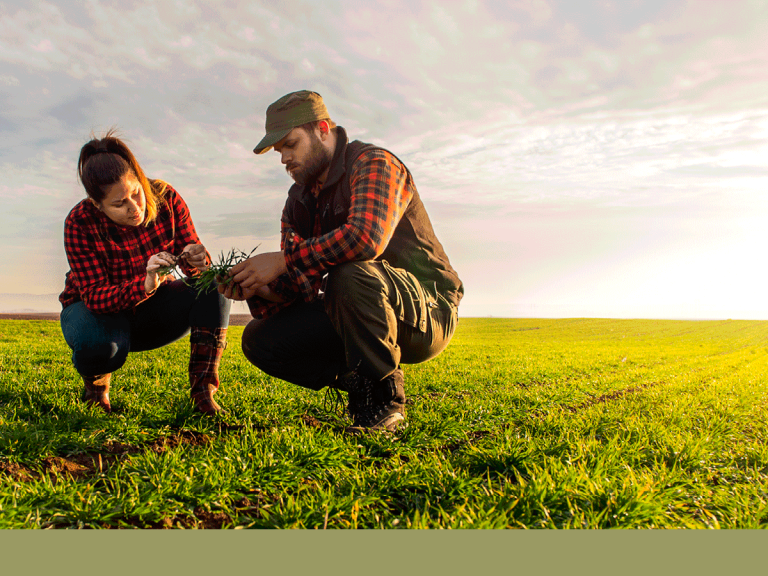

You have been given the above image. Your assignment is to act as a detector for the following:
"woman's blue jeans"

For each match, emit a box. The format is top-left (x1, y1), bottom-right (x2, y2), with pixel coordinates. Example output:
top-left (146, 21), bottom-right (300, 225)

top-left (60, 280), bottom-right (231, 377)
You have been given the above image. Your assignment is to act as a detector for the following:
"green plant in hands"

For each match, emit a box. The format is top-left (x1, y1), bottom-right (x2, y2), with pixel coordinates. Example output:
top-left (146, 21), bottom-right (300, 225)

top-left (152, 247), bottom-right (260, 296)
top-left (156, 252), bottom-right (187, 279)
top-left (189, 246), bottom-right (261, 298)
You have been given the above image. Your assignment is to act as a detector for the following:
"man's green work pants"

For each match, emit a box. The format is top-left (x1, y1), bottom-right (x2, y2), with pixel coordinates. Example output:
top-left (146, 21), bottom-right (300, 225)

top-left (241, 261), bottom-right (459, 390)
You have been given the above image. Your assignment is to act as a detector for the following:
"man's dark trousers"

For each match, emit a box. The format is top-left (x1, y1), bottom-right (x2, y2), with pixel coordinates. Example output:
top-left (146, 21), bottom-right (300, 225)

top-left (241, 261), bottom-right (459, 390)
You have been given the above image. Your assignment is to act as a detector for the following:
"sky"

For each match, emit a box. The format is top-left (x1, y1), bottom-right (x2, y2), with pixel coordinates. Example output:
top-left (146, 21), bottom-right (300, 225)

top-left (1, 0), bottom-right (767, 319)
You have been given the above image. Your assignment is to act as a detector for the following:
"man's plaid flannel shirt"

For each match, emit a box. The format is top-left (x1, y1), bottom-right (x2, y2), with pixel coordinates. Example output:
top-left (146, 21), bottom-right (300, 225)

top-left (248, 149), bottom-right (413, 319)
top-left (59, 186), bottom-right (206, 313)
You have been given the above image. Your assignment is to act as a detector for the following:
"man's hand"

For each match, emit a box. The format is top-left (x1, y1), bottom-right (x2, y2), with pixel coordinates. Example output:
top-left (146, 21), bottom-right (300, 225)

top-left (230, 251), bottom-right (287, 289)
top-left (218, 281), bottom-right (287, 303)
top-left (182, 244), bottom-right (209, 272)
top-left (218, 281), bottom-right (258, 301)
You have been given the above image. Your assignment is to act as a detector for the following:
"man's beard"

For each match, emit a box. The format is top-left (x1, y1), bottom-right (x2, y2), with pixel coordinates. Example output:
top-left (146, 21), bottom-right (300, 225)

top-left (285, 132), bottom-right (333, 186)
top-left (287, 133), bottom-right (333, 186)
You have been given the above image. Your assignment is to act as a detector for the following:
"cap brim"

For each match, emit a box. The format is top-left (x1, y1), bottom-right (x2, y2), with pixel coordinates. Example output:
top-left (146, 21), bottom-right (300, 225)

top-left (253, 128), bottom-right (292, 155)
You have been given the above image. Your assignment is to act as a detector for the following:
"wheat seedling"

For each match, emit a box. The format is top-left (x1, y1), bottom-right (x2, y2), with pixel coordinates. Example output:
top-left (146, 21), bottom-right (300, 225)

top-left (188, 246), bottom-right (261, 297)
top-left (156, 252), bottom-right (187, 279)
top-left (152, 246), bottom-right (260, 297)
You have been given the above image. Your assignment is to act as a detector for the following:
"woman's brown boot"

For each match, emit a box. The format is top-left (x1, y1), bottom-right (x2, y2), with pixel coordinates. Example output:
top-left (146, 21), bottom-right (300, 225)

top-left (81, 373), bottom-right (112, 413)
top-left (189, 327), bottom-right (227, 414)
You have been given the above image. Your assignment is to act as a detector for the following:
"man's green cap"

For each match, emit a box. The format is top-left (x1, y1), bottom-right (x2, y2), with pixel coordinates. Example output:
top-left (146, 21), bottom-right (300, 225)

top-left (253, 90), bottom-right (330, 154)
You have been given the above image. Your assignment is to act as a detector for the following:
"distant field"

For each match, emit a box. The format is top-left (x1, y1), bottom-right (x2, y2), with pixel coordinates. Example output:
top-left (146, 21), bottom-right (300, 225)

top-left (1, 317), bottom-right (767, 528)
top-left (0, 313), bottom-right (254, 325)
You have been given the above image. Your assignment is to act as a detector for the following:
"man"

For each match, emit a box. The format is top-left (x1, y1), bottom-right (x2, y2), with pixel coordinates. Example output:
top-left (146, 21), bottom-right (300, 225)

top-left (221, 90), bottom-right (463, 433)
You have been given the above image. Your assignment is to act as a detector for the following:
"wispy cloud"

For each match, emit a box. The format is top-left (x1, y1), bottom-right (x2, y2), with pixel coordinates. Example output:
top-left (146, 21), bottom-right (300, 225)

top-left (1, 0), bottom-right (767, 317)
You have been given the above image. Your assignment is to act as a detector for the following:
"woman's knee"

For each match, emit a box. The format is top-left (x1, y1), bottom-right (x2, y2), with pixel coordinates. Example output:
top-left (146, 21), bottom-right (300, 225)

top-left (61, 303), bottom-right (131, 375)
top-left (72, 338), bottom-right (129, 376)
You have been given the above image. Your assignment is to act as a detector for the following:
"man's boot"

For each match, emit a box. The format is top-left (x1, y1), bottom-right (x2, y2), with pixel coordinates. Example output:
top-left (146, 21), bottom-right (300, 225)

top-left (189, 327), bottom-right (227, 414)
top-left (344, 368), bottom-right (406, 434)
top-left (81, 373), bottom-right (112, 413)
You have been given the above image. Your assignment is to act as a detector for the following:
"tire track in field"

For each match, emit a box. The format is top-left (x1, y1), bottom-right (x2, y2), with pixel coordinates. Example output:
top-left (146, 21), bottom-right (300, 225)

top-left (0, 422), bottom-right (288, 528)
top-left (0, 430), bottom-right (230, 529)
top-left (561, 381), bottom-right (661, 414)
top-left (0, 428), bottom-right (278, 529)
top-left (0, 429), bottom-right (213, 483)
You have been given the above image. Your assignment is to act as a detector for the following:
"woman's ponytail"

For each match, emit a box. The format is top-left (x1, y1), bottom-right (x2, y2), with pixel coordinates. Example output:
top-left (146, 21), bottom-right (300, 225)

top-left (77, 128), bottom-right (166, 225)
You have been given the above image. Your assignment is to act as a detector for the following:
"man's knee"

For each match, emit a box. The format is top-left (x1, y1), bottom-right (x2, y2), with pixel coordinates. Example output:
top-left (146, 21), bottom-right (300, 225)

top-left (240, 306), bottom-right (345, 390)
top-left (325, 262), bottom-right (385, 305)
top-left (241, 318), bottom-right (268, 368)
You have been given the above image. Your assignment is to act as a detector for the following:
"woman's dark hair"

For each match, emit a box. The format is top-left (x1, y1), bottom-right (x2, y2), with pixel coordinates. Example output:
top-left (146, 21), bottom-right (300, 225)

top-left (77, 128), bottom-right (168, 225)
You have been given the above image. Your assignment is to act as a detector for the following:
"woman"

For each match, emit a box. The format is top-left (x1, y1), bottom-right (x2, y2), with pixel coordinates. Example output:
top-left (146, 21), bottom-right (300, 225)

top-left (59, 130), bottom-right (231, 414)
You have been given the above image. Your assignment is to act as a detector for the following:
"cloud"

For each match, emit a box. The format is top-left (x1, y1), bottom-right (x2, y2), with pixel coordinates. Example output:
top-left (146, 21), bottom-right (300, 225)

top-left (399, 102), bottom-right (768, 218)
top-left (47, 92), bottom-right (97, 129)
top-left (201, 212), bottom-right (281, 239)
top-left (2, 0), bottom-right (768, 316)
top-left (0, 74), bottom-right (19, 86)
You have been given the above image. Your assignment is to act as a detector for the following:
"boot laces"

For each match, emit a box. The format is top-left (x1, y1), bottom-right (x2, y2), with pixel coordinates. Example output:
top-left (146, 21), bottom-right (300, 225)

top-left (347, 373), bottom-right (376, 426)
top-left (322, 386), bottom-right (347, 416)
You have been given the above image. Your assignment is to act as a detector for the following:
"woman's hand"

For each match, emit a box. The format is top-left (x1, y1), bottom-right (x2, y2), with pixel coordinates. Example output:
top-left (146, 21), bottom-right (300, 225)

top-left (182, 244), bottom-right (209, 272)
top-left (145, 251), bottom-right (177, 294)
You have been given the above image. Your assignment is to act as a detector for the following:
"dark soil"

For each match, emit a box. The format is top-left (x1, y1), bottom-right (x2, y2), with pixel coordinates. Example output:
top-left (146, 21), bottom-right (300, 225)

top-left (0, 431), bottom-right (214, 486)
top-left (0, 461), bottom-right (36, 482)
top-left (301, 413), bottom-right (323, 428)
top-left (148, 430), bottom-right (212, 453)
top-left (193, 507), bottom-right (234, 529)
top-left (565, 382), bottom-right (658, 413)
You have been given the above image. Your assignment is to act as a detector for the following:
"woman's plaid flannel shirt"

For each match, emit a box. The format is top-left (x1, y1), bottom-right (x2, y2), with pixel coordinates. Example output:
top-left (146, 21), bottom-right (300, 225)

top-left (59, 186), bottom-right (206, 313)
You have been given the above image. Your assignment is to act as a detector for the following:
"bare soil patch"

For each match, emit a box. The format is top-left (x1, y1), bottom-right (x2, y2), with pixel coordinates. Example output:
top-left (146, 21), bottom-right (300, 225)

top-left (148, 430), bottom-right (212, 453)
top-left (193, 507), bottom-right (234, 529)
top-left (565, 382), bottom-right (658, 413)
top-left (301, 413), bottom-right (323, 428)
top-left (0, 461), bottom-right (36, 482)
top-left (0, 432), bottom-right (213, 486)
top-left (43, 456), bottom-right (91, 481)
top-left (0, 313), bottom-right (60, 321)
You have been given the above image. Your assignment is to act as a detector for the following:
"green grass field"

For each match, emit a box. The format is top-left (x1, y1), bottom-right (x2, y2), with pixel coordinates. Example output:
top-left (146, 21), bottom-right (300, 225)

top-left (1, 317), bottom-right (767, 529)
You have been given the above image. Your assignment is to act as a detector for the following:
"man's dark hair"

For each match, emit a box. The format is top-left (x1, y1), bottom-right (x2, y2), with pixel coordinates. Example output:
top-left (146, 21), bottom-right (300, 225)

top-left (298, 119), bottom-right (337, 133)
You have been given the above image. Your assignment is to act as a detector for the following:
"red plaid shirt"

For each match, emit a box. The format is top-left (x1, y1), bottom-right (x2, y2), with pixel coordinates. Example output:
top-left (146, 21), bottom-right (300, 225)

top-left (59, 185), bottom-right (207, 313)
top-left (249, 149), bottom-right (413, 318)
